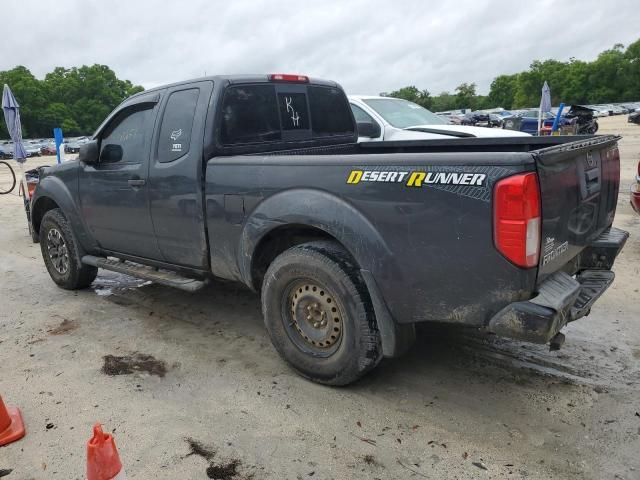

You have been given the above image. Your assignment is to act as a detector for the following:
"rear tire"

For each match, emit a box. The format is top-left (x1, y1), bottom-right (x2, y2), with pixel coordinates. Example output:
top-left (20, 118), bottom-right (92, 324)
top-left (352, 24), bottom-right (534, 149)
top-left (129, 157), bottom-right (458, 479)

top-left (40, 208), bottom-right (97, 290)
top-left (261, 241), bottom-right (382, 386)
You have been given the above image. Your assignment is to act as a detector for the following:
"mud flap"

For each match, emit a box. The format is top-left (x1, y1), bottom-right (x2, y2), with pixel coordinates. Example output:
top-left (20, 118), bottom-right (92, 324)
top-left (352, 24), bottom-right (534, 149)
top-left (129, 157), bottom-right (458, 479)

top-left (360, 269), bottom-right (415, 358)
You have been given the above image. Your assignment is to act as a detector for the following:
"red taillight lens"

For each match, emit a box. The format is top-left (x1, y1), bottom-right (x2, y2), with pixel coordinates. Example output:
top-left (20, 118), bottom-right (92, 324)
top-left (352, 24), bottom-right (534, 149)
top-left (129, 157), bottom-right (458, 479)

top-left (268, 73), bottom-right (309, 83)
top-left (27, 182), bottom-right (37, 199)
top-left (493, 172), bottom-right (541, 268)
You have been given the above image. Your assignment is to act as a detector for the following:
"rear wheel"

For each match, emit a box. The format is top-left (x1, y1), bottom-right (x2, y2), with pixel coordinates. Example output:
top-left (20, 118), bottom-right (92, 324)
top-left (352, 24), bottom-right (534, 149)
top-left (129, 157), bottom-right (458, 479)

top-left (261, 241), bottom-right (382, 385)
top-left (40, 208), bottom-right (97, 289)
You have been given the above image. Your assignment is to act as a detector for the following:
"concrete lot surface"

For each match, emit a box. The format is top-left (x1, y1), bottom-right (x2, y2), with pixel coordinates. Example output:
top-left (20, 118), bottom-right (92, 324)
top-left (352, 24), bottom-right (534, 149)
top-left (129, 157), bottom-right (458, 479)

top-left (1, 115), bottom-right (639, 479)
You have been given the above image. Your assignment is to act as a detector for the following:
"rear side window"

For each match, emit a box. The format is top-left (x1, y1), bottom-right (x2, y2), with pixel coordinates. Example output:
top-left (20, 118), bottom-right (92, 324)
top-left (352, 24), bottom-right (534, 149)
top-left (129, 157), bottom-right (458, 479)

top-left (221, 85), bottom-right (281, 145)
top-left (158, 88), bottom-right (200, 163)
top-left (308, 86), bottom-right (354, 137)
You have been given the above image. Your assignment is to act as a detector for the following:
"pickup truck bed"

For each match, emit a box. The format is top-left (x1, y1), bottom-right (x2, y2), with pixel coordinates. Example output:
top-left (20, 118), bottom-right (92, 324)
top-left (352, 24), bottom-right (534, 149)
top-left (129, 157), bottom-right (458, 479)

top-left (207, 134), bottom-right (625, 342)
top-left (29, 74), bottom-right (628, 385)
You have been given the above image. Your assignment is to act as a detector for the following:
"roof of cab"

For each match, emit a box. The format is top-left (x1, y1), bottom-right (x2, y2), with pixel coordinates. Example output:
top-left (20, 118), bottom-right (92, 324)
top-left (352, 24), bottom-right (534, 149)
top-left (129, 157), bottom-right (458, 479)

top-left (128, 74), bottom-right (339, 100)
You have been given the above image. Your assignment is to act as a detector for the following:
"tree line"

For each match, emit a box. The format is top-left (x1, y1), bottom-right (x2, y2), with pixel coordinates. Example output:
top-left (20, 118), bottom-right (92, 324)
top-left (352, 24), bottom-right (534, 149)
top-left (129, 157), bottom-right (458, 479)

top-left (1, 38), bottom-right (639, 139)
top-left (0, 64), bottom-right (143, 139)
top-left (384, 38), bottom-right (640, 112)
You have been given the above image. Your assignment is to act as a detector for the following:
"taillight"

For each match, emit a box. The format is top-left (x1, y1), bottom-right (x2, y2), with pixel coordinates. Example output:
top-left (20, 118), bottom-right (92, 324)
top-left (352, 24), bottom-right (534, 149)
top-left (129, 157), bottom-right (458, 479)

top-left (493, 172), bottom-right (541, 268)
top-left (268, 73), bottom-right (309, 83)
top-left (27, 182), bottom-right (37, 199)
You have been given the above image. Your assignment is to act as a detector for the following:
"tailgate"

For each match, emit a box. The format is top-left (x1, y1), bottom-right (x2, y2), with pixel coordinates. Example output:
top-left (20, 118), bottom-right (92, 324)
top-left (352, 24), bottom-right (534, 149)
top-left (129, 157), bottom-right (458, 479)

top-left (535, 135), bottom-right (621, 281)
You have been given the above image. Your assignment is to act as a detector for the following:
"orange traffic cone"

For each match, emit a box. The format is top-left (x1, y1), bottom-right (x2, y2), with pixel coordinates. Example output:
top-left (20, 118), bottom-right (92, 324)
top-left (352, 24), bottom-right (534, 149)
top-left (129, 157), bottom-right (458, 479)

top-left (0, 394), bottom-right (25, 446)
top-left (87, 423), bottom-right (126, 480)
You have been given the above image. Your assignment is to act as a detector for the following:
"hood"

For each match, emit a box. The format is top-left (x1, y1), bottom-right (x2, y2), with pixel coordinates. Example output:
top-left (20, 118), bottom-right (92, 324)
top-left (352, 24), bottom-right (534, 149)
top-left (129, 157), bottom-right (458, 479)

top-left (385, 125), bottom-right (531, 141)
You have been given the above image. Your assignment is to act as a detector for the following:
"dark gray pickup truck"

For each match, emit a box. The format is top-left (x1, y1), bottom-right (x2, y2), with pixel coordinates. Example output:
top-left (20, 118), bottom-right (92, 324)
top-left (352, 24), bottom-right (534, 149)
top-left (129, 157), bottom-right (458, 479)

top-left (30, 74), bottom-right (628, 385)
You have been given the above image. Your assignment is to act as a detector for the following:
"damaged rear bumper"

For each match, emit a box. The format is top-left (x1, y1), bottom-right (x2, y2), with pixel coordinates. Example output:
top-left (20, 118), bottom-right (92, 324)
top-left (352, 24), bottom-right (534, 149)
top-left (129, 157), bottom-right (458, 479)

top-left (487, 227), bottom-right (628, 344)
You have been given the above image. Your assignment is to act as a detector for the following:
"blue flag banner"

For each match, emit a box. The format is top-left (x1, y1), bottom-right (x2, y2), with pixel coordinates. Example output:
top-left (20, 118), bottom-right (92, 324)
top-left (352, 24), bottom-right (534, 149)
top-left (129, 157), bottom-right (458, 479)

top-left (54, 128), bottom-right (64, 164)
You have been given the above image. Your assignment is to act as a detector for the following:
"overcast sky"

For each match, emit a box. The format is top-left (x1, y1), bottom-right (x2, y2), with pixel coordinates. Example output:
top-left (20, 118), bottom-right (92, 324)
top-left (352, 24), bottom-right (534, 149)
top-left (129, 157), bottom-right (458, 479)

top-left (2, 0), bottom-right (638, 95)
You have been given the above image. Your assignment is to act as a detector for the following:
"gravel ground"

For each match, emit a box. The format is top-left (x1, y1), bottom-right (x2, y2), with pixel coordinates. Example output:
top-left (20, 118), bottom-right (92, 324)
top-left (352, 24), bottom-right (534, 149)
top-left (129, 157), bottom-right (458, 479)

top-left (1, 115), bottom-right (639, 479)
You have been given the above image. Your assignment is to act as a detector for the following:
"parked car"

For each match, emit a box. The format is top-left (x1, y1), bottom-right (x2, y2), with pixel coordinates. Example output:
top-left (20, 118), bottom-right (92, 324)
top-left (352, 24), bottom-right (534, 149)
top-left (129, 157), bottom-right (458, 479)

top-left (564, 105), bottom-right (599, 134)
top-left (590, 106), bottom-right (610, 117)
top-left (488, 113), bottom-right (504, 128)
top-left (461, 112), bottom-right (490, 127)
top-left (1, 141), bottom-right (14, 157)
top-left (492, 110), bottom-right (514, 119)
top-left (64, 143), bottom-right (78, 153)
top-left (503, 110), bottom-right (576, 135)
top-left (349, 96), bottom-right (529, 141)
top-left (0, 145), bottom-right (12, 159)
top-left (628, 110), bottom-right (640, 124)
top-left (65, 139), bottom-right (85, 153)
top-left (30, 73), bottom-right (627, 385)
top-left (0, 141), bottom-right (41, 158)
top-left (41, 143), bottom-right (58, 155)
top-left (25, 144), bottom-right (41, 157)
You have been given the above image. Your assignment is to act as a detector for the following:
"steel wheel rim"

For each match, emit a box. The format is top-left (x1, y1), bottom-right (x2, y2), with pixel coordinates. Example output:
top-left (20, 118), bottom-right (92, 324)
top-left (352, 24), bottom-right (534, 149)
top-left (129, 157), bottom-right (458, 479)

top-left (47, 228), bottom-right (70, 274)
top-left (283, 280), bottom-right (344, 357)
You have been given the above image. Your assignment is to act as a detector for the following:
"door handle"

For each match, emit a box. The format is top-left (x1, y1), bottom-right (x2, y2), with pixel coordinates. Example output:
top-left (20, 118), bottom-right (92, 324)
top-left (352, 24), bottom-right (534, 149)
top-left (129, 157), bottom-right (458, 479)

top-left (128, 179), bottom-right (146, 187)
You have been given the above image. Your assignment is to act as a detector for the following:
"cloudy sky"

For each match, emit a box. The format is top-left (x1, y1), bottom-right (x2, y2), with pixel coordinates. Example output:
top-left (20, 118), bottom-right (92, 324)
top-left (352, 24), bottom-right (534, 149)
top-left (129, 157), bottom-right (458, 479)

top-left (2, 0), bottom-right (638, 95)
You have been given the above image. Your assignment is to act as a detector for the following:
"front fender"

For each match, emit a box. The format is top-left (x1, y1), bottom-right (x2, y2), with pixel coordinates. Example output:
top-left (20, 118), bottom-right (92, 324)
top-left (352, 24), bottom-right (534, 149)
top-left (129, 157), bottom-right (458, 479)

top-left (32, 172), bottom-right (97, 254)
top-left (237, 188), bottom-right (394, 286)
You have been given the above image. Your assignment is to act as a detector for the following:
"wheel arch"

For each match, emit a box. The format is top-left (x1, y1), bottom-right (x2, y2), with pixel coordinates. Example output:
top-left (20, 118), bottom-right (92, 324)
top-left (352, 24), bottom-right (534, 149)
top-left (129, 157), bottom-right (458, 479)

top-left (250, 223), bottom-right (338, 291)
top-left (239, 188), bottom-right (393, 291)
top-left (31, 196), bottom-right (60, 238)
top-left (31, 176), bottom-right (97, 254)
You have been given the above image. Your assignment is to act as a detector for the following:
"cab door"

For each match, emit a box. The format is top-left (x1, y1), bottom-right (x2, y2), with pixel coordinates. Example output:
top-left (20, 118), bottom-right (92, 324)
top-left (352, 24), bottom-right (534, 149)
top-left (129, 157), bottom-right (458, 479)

top-left (148, 81), bottom-right (214, 268)
top-left (78, 93), bottom-right (164, 259)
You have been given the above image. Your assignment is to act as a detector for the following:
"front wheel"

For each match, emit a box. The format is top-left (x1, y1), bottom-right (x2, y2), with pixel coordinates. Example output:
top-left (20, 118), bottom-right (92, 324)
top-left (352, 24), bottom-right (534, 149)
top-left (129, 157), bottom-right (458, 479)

top-left (261, 241), bottom-right (382, 386)
top-left (40, 208), bottom-right (97, 290)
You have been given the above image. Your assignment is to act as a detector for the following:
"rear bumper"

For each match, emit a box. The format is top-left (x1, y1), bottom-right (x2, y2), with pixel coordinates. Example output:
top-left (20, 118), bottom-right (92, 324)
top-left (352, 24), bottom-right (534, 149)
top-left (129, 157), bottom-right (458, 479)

top-left (487, 227), bottom-right (628, 343)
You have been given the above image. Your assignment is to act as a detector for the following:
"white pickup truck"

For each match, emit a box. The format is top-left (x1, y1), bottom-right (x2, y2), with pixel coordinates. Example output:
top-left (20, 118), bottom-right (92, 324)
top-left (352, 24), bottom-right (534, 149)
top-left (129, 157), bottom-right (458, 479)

top-left (349, 95), bottom-right (530, 141)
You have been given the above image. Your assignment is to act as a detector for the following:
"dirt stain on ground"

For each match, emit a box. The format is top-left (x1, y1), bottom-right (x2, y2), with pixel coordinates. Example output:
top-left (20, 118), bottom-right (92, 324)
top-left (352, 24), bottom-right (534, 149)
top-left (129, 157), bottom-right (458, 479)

top-left (362, 454), bottom-right (382, 468)
top-left (48, 318), bottom-right (78, 335)
top-left (206, 460), bottom-right (242, 479)
top-left (101, 353), bottom-right (167, 377)
top-left (185, 438), bottom-right (248, 480)
top-left (186, 437), bottom-right (216, 461)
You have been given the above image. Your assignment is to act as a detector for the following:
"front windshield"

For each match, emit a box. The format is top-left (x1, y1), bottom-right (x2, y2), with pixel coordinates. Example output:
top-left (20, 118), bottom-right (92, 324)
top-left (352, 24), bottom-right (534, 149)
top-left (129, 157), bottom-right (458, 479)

top-left (362, 98), bottom-right (447, 128)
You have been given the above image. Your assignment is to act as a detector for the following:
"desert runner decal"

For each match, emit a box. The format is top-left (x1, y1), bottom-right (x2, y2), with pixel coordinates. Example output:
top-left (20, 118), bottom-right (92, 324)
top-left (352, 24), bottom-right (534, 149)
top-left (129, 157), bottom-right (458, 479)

top-left (347, 169), bottom-right (486, 187)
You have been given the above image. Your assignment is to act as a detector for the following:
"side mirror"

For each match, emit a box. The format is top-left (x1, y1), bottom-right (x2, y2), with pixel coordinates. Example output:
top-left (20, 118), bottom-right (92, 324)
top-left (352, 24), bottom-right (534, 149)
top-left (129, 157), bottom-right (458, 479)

top-left (78, 140), bottom-right (99, 164)
top-left (357, 121), bottom-right (381, 138)
top-left (100, 144), bottom-right (123, 164)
